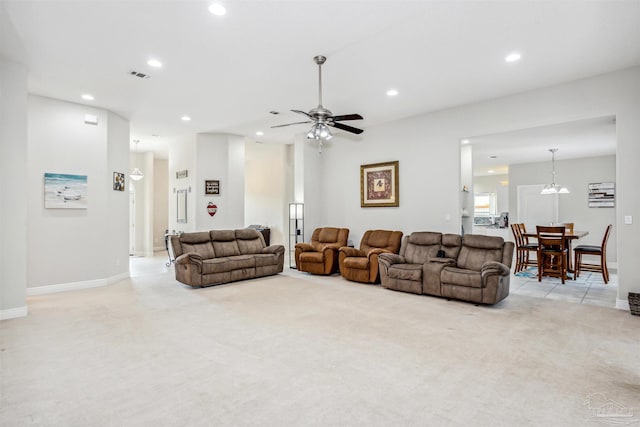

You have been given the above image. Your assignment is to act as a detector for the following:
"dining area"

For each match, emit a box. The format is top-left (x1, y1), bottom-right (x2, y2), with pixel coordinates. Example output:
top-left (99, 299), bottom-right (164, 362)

top-left (511, 222), bottom-right (612, 284)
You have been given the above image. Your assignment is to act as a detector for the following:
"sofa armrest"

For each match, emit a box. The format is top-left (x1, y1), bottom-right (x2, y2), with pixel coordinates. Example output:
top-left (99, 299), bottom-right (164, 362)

top-left (295, 242), bottom-right (316, 252)
top-left (481, 261), bottom-right (510, 281)
top-left (176, 252), bottom-right (203, 271)
top-left (340, 247), bottom-right (364, 257)
top-left (378, 253), bottom-right (405, 268)
top-left (263, 245), bottom-right (285, 255)
top-left (366, 248), bottom-right (389, 258)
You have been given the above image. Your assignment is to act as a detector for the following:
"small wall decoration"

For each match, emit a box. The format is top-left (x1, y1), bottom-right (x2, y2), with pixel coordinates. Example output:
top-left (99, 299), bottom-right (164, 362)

top-left (113, 172), bottom-right (125, 191)
top-left (205, 180), bottom-right (220, 195)
top-left (176, 170), bottom-right (188, 179)
top-left (44, 173), bottom-right (88, 209)
top-left (588, 182), bottom-right (615, 208)
top-left (207, 202), bottom-right (218, 217)
top-left (360, 161), bottom-right (399, 207)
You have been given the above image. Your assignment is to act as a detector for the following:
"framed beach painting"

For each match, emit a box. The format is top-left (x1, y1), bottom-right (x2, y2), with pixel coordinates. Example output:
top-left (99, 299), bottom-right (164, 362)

top-left (44, 173), bottom-right (88, 209)
top-left (360, 161), bottom-right (399, 207)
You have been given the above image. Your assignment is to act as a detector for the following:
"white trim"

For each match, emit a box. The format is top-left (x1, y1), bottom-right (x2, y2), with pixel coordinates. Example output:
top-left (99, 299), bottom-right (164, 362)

top-left (132, 250), bottom-right (154, 257)
top-left (154, 245), bottom-right (165, 252)
top-left (0, 306), bottom-right (28, 320)
top-left (616, 298), bottom-right (630, 311)
top-left (27, 272), bottom-right (130, 296)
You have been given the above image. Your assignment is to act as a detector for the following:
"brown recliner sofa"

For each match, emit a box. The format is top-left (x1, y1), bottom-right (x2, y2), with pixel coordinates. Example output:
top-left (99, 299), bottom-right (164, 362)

top-left (378, 232), bottom-right (514, 305)
top-left (171, 229), bottom-right (285, 287)
top-left (295, 227), bottom-right (349, 275)
top-left (338, 229), bottom-right (403, 283)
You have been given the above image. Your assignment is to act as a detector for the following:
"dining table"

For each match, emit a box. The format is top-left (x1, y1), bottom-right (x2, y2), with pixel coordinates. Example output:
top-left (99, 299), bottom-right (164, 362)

top-left (523, 229), bottom-right (589, 273)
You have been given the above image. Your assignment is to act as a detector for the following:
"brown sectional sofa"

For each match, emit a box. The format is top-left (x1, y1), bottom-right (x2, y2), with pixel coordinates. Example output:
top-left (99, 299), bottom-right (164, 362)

top-left (378, 232), bottom-right (514, 304)
top-left (171, 229), bottom-right (285, 287)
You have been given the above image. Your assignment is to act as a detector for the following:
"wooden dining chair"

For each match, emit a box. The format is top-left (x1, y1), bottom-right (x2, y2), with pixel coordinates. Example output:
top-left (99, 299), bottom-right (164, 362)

top-left (561, 222), bottom-right (574, 233)
top-left (511, 223), bottom-right (537, 273)
top-left (574, 224), bottom-right (612, 283)
top-left (536, 225), bottom-right (569, 284)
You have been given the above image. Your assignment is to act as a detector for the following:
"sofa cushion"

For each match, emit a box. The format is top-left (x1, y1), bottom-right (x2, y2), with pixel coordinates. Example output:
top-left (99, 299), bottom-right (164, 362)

top-left (202, 256), bottom-right (255, 274)
top-left (318, 227), bottom-right (340, 243)
top-left (235, 229), bottom-right (265, 255)
top-left (344, 257), bottom-right (370, 270)
top-left (388, 263), bottom-right (423, 282)
top-left (299, 252), bottom-right (324, 263)
top-left (441, 234), bottom-right (462, 259)
top-left (457, 235), bottom-right (504, 271)
top-left (176, 232), bottom-right (215, 259)
top-left (253, 254), bottom-right (279, 267)
top-left (210, 230), bottom-right (241, 257)
top-left (441, 267), bottom-right (483, 288)
top-left (404, 232), bottom-right (442, 264)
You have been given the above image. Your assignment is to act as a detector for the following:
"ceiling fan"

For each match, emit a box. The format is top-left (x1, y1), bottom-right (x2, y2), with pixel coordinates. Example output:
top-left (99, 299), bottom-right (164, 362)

top-left (272, 55), bottom-right (364, 151)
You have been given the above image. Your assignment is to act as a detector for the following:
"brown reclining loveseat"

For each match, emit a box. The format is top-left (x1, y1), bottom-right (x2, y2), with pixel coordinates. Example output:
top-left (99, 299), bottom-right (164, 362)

top-left (378, 232), bottom-right (514, 304)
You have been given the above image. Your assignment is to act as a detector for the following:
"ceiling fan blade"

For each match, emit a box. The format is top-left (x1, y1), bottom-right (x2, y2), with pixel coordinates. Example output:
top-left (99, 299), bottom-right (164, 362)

top-left (271, 121), bottom-right (312, 129)
top-left (291, 109), bottom-right (312, 118)
top-left (332, 114), bottom-right (363, 121)
top-left (330, 122), bottom-right (364, 135)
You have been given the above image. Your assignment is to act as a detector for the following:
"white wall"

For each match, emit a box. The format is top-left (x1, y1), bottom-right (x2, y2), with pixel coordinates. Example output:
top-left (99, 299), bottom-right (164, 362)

top-left (509, 155), bottom-right (617, 261)
top-left (0, 57), bottom-right (28, 317)
top-left (315, 67), bottom-right (640, 306)
top-left (27, 95), bottom-right (129, 289)
top-left (194, 133), bottom-right (245, 230)
top-left (245, 141), bottom-right (287, 245)
top-left (130, 150), bottom-right (154, 256)
top-left (153, 158), bottom-right (168, 251)
top-left (168, 135), bottom-right (196, 232)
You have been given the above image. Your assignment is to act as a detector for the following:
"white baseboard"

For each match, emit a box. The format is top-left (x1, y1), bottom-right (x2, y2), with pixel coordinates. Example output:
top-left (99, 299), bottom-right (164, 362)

top-left (616, 298), bottom-right (630, 311)
top-left (154, 246), bottom-right (166, 252)
top-left (132, 251), bottom-right (155, 257)
top-left (27, 271), bottom-right (130, 296)
top-left (0, 306), bottom-right (28, 320)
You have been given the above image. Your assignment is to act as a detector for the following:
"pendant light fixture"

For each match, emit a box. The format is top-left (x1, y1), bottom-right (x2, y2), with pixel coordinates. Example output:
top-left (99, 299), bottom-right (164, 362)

top-left (130, 140), bottom-right (144, 181)
top-left (541, 148), bottom-right (569, 194)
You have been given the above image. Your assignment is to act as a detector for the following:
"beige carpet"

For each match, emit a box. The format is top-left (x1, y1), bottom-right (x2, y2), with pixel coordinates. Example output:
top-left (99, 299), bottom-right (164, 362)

top-left (1, 270), bottom-right (639, 426)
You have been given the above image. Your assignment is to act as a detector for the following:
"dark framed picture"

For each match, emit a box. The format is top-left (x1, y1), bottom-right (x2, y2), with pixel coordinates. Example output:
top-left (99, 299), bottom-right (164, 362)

top-left (205, 180), bottom-right (220, 195)
top-left (360, 161), bottom-right (399, 207)
top-left (113, 172), bottom-right (125, 191)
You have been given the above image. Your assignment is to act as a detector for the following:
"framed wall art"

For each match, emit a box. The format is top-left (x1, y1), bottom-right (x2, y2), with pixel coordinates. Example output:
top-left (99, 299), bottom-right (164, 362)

top-left (44, 172), bottom-right (88, 209)
top-left (360, 161), bottom-right (399, 207)
top-left (205, 180), bottom-right (220, 195)
top-left (113, 172), bottom-right (125, 191)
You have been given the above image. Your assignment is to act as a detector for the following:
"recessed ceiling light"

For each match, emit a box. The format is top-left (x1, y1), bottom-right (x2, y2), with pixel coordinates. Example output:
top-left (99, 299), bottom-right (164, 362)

top-left (505, 52), bottom-right (521, 63)
top-left (181, 116), bottom-right (191, 121)
top-left (209, 3), bottom-right (226, 16)
top-left (461, 139), bottom-right (470, 144)
top-left (488, 170), bottom-right (495, 174)
top-left (147, 59), bottom-right (162, 68)
top-left (386, 89), bottom-right (399, 97)
top-left (256, 131), bottom-right (264, 136)
top-left (81, 94), bottom-right (94, 101)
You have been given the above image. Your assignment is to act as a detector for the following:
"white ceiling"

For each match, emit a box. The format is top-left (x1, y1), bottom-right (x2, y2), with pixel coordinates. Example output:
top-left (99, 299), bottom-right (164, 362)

top-left (469, 116), bottom-right (617, 176)
top-left (2, 1), bottom-right (640, 159)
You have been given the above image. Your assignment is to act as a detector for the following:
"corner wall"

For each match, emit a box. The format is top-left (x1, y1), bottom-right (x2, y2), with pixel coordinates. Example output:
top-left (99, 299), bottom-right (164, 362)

top-left (0, 57), bottom-right (28, 318)
top-left (26, 95), bottom-right (129, 291)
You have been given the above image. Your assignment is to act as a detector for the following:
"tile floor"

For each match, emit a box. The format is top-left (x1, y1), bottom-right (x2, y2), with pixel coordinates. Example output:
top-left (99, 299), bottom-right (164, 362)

top-left (132, 252), bottom-right (619, 309)
top-left (510, 267), bottom-right (618, 308)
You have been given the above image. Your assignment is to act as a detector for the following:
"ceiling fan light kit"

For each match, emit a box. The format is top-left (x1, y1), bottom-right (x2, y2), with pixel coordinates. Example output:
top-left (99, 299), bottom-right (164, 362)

top-left (272, 55), bottom-right (364, 153)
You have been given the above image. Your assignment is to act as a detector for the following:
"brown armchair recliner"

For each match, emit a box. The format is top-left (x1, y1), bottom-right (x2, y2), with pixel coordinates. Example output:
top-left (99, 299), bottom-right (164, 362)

top-left (339, 230), bottom-right (403, 283)
top-left (295, 227), bottom-right (349, 275)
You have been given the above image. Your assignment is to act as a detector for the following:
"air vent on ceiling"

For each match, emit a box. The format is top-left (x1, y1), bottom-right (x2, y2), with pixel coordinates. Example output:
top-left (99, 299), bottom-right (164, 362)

top-left (129, 70), bottom-right (150, 79)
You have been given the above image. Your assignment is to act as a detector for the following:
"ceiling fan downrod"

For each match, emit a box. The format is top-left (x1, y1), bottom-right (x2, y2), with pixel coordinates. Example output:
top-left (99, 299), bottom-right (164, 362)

top-left (314, 55), bottom-right (326, 108)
